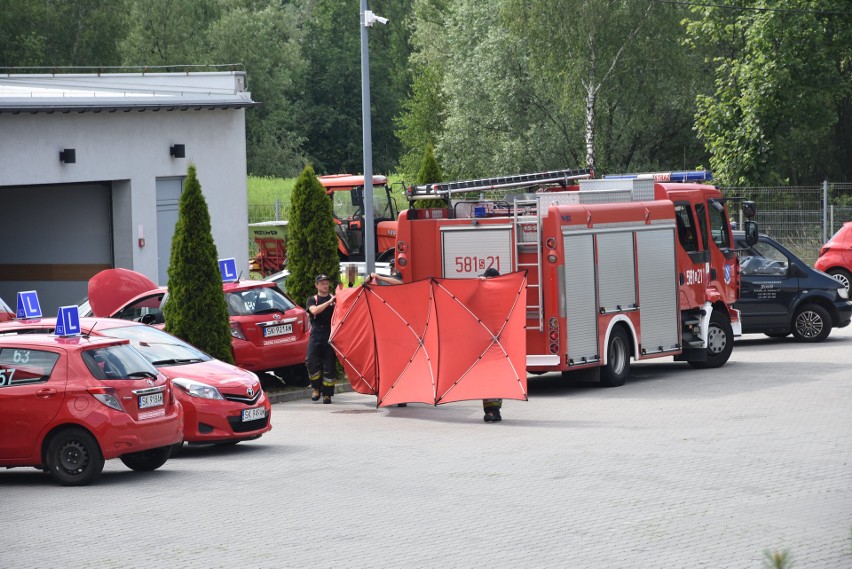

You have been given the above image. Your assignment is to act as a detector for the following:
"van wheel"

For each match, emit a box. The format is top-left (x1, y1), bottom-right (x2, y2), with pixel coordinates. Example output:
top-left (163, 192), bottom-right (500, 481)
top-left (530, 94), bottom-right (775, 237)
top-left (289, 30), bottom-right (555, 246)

top-left (827, 268), bottom-right (850, 295)
top-left (45, 428), bottom-right (104, 486)
top-left (119, 445), bottom-right (172, 471)
top-left (689, 311), bottom-right (733, 369)
top-left (600, 327), bottom-right (630, 387)
top-left (791, 304), bottom-right (831, 342)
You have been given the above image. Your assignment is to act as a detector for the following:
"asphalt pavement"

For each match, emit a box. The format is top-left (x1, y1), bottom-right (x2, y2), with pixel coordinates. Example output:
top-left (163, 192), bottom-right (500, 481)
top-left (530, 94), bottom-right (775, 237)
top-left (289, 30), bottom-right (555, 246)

top-left (3, 326), bottom-right (851, 568)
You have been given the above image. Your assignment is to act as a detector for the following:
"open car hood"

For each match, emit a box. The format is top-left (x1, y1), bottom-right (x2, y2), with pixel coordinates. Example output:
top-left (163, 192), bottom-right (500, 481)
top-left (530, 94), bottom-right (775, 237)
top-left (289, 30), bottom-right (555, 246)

top-left (88, 268), bottom-right (157, 317)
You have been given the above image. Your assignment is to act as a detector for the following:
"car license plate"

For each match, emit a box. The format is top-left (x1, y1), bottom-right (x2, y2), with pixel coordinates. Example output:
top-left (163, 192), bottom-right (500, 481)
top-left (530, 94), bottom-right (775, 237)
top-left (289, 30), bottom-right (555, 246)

top-left (242, 407), bottom-right (267, 422)
top-left (263, 323), bottom-right (292, 337)
top-left (139, 392), bottom-right (164, 409)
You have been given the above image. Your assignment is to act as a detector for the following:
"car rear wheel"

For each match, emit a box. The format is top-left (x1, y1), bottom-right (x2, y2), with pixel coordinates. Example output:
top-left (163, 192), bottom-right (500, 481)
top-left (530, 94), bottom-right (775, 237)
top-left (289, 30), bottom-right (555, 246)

top-left (827, 268), bottom-right (851, 295)
top-left (119, 445), bottom-right (172, 471)
top-left (600, 327), bottom-right (630, 387)
top-left (45, 428), bottom-right (104, 486)
top-left (689, 311), bottom-right (733, 369)
top-left (791, 304), bottom-right (831, 342)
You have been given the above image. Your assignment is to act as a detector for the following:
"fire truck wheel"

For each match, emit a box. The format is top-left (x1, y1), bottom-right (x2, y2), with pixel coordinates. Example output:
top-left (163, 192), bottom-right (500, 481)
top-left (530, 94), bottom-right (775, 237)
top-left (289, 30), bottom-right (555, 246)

top-left (690, 311), bottom-right (733, 369)
top-left (600, 327), bottom-right (630, 387)
top-left (791, 303), bottom-right (831, 342)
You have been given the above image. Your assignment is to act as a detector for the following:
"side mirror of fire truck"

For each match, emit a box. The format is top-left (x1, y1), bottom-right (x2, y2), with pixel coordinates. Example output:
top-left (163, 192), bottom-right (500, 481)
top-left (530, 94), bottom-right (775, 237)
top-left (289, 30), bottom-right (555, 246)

top-left (744, 220), bottom-right (759, 246)
top-left (741, 200), bottom-right (758, 246)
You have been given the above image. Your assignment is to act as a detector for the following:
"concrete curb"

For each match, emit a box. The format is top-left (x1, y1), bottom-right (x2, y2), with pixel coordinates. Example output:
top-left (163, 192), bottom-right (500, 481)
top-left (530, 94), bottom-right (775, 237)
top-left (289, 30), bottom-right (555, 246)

top-left (266, 382), bottom-right (354, 404)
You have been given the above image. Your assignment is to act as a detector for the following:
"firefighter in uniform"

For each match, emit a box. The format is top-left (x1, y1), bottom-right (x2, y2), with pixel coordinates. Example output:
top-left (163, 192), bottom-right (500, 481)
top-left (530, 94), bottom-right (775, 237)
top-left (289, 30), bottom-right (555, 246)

top-left (306, 274), bottom-right (337, 404)
top-left (480, 267), bottom-right (503, 422)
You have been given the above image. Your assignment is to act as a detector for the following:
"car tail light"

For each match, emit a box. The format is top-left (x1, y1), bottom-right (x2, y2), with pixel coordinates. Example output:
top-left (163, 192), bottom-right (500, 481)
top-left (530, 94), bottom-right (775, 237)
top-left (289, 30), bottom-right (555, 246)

top-left (230, 322), bottom-right (246, 340)
top-left (88, 386), bottom-right (124, 412)
top-left (819, 245), bottom-right (829, 257)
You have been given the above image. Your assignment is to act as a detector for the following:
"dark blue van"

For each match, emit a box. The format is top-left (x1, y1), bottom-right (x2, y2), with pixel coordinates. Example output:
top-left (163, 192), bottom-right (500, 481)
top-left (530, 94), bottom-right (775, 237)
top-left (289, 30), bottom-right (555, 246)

top-left (734, 232), bottom-right (852, 342)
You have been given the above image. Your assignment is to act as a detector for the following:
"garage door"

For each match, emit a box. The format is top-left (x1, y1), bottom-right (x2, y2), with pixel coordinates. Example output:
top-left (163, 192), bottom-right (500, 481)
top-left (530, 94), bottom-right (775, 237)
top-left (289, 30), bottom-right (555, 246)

top-left (0, 183), bottom-right (112, 314)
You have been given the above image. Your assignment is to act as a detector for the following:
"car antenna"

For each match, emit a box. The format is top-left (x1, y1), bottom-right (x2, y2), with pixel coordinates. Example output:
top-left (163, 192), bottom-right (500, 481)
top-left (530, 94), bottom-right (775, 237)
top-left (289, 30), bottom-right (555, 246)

top-left (84, 320), bottom-right (99, 339)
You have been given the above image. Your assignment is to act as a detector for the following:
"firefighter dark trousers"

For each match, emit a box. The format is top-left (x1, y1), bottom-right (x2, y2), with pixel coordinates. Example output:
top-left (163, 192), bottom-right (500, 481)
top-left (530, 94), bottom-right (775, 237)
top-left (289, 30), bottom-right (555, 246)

top-left (306, 332), bottom-right (336, 397)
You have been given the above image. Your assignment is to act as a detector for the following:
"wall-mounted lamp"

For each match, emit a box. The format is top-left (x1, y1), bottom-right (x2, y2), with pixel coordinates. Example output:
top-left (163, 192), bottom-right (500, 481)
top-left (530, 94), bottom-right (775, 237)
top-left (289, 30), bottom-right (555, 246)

top-left (59, 149), bottom-right (76, 164)
top-left (170, 144), bottom-right (186, 158)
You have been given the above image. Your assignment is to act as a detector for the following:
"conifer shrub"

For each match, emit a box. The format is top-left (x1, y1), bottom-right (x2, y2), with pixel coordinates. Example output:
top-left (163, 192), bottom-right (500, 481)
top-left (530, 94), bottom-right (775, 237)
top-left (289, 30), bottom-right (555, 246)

top-left (162, 164), bottom-right (234, 363)
top-left (413, 142), bottom-right (447, 209)
top-left (285, 164), bottom-right (339, 306)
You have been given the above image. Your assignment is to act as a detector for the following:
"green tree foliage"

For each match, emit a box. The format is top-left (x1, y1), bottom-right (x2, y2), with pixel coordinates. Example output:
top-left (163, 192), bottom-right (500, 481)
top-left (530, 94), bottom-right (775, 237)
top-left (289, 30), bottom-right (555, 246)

top-left (162, 164), bottom-right (234, 364)
top-left (0, 0), bottom-right (129, 67)
top-left (285, 165), bottom-right (340, 306)
top-left (399, 0), bottom-right (707, 179)
top-left (685, 0), bottom-right (852, 186)
top-left (119, 0), bottom-right (222, 65)
top-left (299, 0), bottom-right (412, 174)
top-left (205, 1), bottom-right (309, 178)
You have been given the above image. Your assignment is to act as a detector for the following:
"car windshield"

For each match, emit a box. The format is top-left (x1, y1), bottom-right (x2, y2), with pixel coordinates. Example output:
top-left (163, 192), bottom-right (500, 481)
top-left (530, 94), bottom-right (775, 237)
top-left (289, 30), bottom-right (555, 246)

top-left (77, 298), bottom-right (92, 318)
top-left (104, 326), bottom-right (211, 366)
top-left (226, 286), bottom-right (296, 315)
top-left (81, 344), bottom-right (159, 380)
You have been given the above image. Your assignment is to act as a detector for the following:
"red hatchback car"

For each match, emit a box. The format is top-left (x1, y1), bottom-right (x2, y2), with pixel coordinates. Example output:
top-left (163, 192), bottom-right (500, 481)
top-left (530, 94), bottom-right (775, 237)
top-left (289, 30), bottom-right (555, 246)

top-left (0, 334), bottom-right (183, 486)
top-left (79, 269), bottom-right (309, 379)
top-left (1, 318), bottom-right (272, 448)
top-left (815, 221), bottom-right (852, 295)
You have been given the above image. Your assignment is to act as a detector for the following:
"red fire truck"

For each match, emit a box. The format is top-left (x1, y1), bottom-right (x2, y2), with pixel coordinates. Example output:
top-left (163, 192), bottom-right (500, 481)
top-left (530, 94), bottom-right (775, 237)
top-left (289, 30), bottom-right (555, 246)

top-left (392, 168), bottom-right (757, 385)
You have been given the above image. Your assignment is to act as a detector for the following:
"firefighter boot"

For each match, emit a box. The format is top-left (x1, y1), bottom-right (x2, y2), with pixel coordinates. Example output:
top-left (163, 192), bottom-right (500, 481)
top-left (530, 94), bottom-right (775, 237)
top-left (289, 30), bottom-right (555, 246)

top-left (483, 399), bottom-right (502, 422)
top-left (321, 377), bottom-right (335, 404)
top-left (310, 376), bottom-right (322, 402)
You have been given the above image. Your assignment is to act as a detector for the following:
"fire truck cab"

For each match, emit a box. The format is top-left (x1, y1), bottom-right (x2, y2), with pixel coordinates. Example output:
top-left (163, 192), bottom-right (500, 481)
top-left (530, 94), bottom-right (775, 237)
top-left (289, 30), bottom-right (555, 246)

top-left (394, 168), bottom-right (757, 385)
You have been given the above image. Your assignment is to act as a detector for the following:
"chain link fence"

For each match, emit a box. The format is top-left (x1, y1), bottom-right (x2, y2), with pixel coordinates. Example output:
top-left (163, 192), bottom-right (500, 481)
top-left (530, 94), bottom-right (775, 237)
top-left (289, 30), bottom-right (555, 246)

top-left (722, 182), bottom-right (852, 265)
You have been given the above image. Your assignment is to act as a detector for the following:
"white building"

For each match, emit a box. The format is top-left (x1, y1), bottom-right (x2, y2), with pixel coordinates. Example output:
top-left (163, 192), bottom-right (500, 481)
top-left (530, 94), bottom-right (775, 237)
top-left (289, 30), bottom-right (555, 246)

top-left (0, 71), bottom-right (256, 313)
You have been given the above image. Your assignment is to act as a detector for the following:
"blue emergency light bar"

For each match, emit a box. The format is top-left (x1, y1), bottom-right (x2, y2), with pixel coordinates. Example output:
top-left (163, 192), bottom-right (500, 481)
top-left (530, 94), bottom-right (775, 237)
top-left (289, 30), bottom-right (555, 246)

top-left (603, 170), bottom-right (712, 182)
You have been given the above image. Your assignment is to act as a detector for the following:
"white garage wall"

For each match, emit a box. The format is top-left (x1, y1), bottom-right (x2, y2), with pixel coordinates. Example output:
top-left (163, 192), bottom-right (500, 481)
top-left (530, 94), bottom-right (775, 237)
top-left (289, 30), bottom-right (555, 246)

top-left (0, 73), bottom-right (252, 311)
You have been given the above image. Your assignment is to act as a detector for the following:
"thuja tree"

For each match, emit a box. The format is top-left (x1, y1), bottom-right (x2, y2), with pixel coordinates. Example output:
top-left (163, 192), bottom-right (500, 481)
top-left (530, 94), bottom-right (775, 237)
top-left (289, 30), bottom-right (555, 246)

top-left (162, 164), bottom-right (234, 363)
top-left (286, 164), bottom-right (339, 306)
top-left (413, 142), bottom-right (446, 209)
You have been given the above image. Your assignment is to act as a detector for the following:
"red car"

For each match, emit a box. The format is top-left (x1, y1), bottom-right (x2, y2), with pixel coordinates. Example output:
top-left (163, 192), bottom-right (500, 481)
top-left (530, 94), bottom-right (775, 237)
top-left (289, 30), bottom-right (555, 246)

top-left (79, 269), bottom-right (309, 378)
top-left (0, 334), bottom-right (183, 486)
top-left (815, 221), bottom-right (852, 295)
top-left (1, 318), bottom-right (271, 448)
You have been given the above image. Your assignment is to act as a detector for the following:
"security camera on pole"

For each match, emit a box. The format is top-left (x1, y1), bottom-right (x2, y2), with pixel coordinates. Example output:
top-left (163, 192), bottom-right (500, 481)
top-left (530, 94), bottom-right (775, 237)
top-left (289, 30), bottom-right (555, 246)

top-left (360, 2), bottom-right (388, 277)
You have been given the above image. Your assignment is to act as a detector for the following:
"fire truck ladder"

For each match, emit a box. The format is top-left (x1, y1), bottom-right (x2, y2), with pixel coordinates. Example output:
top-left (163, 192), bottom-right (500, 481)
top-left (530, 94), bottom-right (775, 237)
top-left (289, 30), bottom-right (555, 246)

top-left (512, 196), bottom-right (546, 331)
top-left (406, 167), bottom-right (592, 200)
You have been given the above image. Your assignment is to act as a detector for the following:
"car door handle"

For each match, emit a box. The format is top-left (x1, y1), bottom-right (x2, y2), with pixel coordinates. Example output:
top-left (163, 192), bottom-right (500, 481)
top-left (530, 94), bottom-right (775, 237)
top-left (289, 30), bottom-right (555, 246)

top-left (36, 388), bottom-right (57, 398)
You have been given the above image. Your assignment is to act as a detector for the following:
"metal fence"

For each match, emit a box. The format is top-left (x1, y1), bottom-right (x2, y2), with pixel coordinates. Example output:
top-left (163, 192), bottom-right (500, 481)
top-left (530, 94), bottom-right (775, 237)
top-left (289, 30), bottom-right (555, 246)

top-left (248, 201), bottom-right (284, 224)
top-left (722, 182), bottom-right (852, 265)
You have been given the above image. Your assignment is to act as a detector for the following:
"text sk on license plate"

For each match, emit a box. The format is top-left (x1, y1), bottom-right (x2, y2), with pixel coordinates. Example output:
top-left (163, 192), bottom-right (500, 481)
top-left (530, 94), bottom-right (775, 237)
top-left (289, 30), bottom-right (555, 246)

top-left (139, 392), bottom-right (164, 409)
top-left (242, 407), bottom-right (267, 422)
top-left (263, 323), bottom-right (292, 337)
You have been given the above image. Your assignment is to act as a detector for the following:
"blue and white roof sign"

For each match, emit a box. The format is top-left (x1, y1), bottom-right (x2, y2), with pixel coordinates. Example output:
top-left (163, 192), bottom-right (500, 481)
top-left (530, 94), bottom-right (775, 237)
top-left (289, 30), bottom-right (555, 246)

top-left (55, 306), bottom-right (82, 337)
top-left (16, 290), bottom-right (42, 319)
top-left (218, 258), bottom-right (239, 282)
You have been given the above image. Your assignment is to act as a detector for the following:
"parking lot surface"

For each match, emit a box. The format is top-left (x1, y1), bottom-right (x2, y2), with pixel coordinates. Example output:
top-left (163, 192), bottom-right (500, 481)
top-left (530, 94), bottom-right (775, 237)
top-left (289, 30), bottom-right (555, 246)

top-left (3, 327), bottom-right (851, 568)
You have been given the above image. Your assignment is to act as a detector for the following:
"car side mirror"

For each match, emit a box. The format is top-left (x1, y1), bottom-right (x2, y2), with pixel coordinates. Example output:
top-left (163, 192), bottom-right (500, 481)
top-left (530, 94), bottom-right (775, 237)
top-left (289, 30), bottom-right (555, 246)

top-left (744, 220), bottom-right (759, 246)
top-left (742, 200), bottom-right (756, 219)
